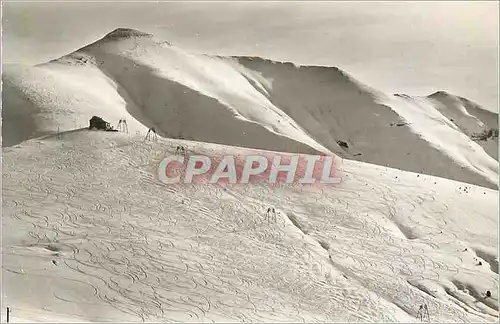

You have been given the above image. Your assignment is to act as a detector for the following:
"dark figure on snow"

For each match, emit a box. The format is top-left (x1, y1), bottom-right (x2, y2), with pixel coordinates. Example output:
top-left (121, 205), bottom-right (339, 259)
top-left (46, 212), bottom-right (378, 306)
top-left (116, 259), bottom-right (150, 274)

top-left (176, 145), bottom-right (186, 155)
top-left (266, 207), bottom-right (277, 223)
top-left (417, 304), bottom-right (429, 321)
top-left (89, 116), bottom-right (112, 131)
top-left (145, 127), bottom-right (158, 141)
top-left (117, 118), bottom-right (128, 133)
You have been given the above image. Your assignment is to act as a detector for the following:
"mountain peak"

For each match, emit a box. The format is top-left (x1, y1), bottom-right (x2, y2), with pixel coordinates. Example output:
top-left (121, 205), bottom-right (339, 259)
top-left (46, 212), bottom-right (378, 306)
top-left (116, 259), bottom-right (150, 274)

top-left (428, 90), bottom-right (453, 99)
top-left (103, 28), bottom-right (153, 40)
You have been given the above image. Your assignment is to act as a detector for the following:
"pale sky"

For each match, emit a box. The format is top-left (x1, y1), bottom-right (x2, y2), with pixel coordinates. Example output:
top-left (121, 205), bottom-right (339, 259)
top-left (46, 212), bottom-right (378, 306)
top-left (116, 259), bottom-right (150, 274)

top-left (2, 1), bottom-right (499, 111)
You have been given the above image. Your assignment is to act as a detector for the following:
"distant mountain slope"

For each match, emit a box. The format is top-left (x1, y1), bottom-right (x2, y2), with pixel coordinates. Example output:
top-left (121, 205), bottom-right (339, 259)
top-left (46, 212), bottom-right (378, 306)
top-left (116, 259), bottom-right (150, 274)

top-left (2, 28), bottom-right (498, 188)
top-left (427, 91), bottom-right (498, 159)
top-left (380, 93), bottom-right (497, 189)
top-left (2, 28), bottom-right (328, 155)
top-left (234, 57), bottom-right (498, 189)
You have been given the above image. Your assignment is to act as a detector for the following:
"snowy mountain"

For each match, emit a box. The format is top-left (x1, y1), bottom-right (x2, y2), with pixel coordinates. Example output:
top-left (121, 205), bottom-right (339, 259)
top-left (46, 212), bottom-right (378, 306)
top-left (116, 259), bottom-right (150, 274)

top-left (2, 28), bottom-right (498, 188)
top-left (2, 28), bottom-right (498, 322)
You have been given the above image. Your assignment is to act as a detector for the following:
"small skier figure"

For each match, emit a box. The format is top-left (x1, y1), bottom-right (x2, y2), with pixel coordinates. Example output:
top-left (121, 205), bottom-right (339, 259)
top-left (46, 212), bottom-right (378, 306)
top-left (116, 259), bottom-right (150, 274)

top-left (486, 290), bottom-right (492, 298)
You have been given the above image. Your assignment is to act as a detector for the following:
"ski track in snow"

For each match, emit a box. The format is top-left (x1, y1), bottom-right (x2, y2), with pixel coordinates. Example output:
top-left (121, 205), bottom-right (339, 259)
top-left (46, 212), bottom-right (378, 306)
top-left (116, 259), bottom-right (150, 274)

top-left (2, 131), bottom-right (498, 323)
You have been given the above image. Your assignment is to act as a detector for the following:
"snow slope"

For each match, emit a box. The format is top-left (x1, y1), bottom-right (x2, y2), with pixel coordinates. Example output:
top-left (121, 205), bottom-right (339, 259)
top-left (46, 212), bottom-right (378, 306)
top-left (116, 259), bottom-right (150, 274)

top-left (2, 29), bottom-right (498, 321)
top-left (378, 93), bottom-right (498, 188)
top-left (427, 91), bottom-right (499, 160)
top-left (2, 131), bottom-right (498, 322)
top-left (234, 57), bottom-right (499, 189)
top-left (2, 29), bottom-right (328, 156)
top-left (2, 28), bottom-right (498, 188)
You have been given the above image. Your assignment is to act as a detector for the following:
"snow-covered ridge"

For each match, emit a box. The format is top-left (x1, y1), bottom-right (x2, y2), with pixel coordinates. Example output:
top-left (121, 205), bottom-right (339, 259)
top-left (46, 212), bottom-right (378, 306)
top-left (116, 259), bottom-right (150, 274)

top-left (2, 28), bottom-right (498, 188)
top-left (378, 93), bottom-right (498, 187)
top-left (101, 27), bottom-right (154, 40)
top-left (234, 56), bottom-right (498, 189)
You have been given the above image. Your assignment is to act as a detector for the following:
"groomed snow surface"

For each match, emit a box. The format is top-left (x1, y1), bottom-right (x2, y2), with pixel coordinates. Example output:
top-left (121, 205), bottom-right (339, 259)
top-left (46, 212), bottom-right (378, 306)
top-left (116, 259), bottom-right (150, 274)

top-left (2, 131), bottom-right (498, 323)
